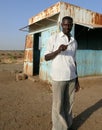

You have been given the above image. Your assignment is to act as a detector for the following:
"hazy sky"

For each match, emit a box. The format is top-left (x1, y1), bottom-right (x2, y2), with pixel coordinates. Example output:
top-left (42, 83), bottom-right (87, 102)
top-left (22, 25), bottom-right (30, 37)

top-left (0, 0), bottom-right (102, 50)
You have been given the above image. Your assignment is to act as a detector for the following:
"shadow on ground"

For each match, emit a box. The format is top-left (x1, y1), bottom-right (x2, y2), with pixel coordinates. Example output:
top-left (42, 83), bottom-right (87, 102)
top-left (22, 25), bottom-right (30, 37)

top-left (73, 99), bottom-right (102, 129)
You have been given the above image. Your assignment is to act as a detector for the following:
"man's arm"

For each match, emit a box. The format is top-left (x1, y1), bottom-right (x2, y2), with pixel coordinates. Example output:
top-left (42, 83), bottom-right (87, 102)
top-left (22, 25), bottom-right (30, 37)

top-left (45, 49), bottom-right (60, 61)
top-left (45, 44), bottom-right (68, 61)
top-left (75, 61), bottom-right (80, 92)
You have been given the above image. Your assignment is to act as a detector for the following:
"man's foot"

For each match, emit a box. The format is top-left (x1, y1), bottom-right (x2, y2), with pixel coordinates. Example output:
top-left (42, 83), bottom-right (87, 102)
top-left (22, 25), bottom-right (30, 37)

top-left (68, 128), bottom-right (76, 130)
top-left (68, 128), bottom-right (77, 130)
top-left (68, 126), bottom-right (77, 130)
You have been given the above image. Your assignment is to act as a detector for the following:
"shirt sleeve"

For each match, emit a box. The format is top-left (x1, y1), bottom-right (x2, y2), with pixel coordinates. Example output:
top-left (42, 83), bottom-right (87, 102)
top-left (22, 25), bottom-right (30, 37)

top-left (44, 35), bottom-right (55, 55)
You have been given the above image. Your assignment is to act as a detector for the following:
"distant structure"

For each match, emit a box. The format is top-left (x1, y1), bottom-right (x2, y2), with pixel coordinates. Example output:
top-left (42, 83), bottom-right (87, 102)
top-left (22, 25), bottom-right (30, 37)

top-left (20, 1), bottom-right (102, 83)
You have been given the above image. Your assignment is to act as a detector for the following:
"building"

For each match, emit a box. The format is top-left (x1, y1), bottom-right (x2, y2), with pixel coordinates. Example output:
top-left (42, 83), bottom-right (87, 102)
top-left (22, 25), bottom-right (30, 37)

top-left (21, 1), bottom-right (102, 83)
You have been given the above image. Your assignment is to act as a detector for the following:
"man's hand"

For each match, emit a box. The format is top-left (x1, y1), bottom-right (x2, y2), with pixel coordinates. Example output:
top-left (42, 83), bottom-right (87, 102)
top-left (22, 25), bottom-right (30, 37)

top-left (75, 79), bottom-right (80, 92)
top-left (45, 44), bottom-right (68, 61)
top-left (58, 44), bottom-right (68, 52)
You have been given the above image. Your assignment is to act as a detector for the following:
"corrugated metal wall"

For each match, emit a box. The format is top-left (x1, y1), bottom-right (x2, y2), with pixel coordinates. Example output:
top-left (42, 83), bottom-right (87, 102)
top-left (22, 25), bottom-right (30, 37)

top-left (29, 1), bottom-right (102, 26)
top-left (76, 50), bottom-right (102, 76)
top-left (60, 2), bottom-right (102, 26)
top-left (75, 25), bottom-right (102, 77)
top-left (39, 25), bottom-right (59, 82)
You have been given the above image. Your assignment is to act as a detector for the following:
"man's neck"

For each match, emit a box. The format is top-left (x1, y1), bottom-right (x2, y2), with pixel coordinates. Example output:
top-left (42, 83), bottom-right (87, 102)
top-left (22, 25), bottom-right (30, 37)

top-left (65, 33), bottom-right (71, 42)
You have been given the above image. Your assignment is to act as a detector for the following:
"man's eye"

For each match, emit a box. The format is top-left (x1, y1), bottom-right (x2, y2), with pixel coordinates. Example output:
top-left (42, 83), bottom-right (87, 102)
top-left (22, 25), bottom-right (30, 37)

top-left (64, 24), bottom-right (72, 26)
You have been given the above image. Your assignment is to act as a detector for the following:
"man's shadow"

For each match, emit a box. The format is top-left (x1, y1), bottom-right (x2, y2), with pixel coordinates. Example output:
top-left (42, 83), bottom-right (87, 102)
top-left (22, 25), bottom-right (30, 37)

top-left (73, 99), bottom-right (102, 129)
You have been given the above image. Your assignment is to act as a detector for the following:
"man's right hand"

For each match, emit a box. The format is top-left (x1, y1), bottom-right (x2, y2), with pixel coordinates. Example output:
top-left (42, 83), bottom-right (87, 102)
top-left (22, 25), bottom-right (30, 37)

top-left (58, 44), bottom-right (68, 52)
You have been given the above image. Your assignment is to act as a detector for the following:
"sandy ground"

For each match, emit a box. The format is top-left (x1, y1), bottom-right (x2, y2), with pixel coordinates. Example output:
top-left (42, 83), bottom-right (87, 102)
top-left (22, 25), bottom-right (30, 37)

top-left (0, 63), bottom-right (102, 130)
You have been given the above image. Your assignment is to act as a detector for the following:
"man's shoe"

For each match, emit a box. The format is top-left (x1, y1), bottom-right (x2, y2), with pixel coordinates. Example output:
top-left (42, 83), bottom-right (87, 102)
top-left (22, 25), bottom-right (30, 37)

top-left (68, 126), bottom-right (77, 130)
top-left (68, 128), bottom-right (76, 130)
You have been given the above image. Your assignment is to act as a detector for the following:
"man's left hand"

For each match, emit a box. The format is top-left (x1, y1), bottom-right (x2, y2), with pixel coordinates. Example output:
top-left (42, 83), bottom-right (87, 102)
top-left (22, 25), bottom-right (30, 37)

top-left (75, 79), bottom-right (80, 92)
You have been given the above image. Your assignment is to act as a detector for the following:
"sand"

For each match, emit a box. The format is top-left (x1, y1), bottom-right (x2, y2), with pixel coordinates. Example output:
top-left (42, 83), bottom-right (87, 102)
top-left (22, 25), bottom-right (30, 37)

top-left (0, 63), bottom-right (102, 130)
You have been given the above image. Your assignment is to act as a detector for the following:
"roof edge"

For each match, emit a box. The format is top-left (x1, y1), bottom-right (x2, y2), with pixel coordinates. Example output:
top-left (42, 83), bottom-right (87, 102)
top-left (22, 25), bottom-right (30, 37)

top-left (28, 2), bottom-right (61, 25)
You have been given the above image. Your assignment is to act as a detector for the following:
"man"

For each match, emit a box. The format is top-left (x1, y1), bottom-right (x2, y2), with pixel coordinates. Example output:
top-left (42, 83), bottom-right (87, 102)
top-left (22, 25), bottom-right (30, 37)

top-left (45, 16), bottom-right (80, 130)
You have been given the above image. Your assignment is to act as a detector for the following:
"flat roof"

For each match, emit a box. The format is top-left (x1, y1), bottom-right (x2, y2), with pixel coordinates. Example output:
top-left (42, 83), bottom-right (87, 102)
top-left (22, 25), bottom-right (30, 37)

top-left (20, 1), bottom-right (102, 31)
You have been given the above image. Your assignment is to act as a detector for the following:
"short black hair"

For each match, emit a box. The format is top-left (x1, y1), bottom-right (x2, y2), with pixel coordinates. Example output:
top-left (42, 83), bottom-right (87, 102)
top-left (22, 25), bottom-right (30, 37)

top-left (62, 16), bottom-right (73, 23)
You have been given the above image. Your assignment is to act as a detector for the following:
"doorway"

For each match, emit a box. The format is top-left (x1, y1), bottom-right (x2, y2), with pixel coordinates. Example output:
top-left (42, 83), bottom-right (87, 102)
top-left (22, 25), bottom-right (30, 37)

top-left (33, 33), bottom-right (41, 75)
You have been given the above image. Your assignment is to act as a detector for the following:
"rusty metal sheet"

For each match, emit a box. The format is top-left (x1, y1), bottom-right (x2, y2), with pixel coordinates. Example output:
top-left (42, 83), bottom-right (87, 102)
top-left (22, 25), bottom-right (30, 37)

top-left (23, 1), bottom-right (102, 30)
top-left (29, 2), bottom-right (60, 25)
top-left (23, 62), bottom-right (33, 76)
top-left (23, 34), bottom-right (33, 76)
top-left (60, 2), bottom-right (102, 26)
top-left (29, 1), bottom-right (102, 27)
top-left (92, 13), bottom-right (102, 25)
top-left (24, 50), bottom-right (33, 62)
top-left (25, 34), bottom-right (33, 48)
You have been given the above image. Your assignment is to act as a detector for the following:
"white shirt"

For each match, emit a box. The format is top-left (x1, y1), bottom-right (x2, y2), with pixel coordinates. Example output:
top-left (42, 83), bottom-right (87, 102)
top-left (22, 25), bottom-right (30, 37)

top-left (45, 31), bottom-right (78, 81)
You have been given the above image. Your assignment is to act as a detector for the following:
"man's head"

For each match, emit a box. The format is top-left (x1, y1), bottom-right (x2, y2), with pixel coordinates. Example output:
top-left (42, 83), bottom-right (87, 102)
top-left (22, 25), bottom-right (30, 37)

top-left (61, 16), bottom-right (73, 35)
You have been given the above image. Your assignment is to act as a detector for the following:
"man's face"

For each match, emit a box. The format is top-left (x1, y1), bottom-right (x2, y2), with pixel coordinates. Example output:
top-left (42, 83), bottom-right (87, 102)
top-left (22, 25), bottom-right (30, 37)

top-left (61, 19), bottom-right (73, 35)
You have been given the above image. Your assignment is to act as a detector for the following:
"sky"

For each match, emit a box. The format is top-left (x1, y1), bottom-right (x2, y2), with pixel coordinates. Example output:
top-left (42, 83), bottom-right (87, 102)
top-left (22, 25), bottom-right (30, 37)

top-left (0, 0), bottom-right (102, 50)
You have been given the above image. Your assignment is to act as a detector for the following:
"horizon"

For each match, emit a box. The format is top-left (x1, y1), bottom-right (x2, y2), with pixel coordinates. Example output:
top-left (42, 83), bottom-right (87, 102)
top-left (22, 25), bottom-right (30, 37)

top-left (0, 0), bottom-right (102, 50)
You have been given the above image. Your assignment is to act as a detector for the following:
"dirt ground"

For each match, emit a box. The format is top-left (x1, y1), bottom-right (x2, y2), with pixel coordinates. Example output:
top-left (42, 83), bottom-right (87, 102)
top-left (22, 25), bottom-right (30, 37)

top-left (0, 63), bottom-right (102, 130)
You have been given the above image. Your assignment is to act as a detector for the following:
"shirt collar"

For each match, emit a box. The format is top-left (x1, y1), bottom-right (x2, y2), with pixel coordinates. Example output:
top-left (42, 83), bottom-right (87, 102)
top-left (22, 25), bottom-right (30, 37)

top-left (59, 31), bottom-right (74, 42)
top-left (59, 31), bottom-right (72, 38)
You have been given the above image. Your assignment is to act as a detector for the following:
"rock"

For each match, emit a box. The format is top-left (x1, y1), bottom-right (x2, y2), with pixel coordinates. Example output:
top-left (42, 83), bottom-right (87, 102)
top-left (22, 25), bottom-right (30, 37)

top-left (15, 72), bottom-right (28, 81)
